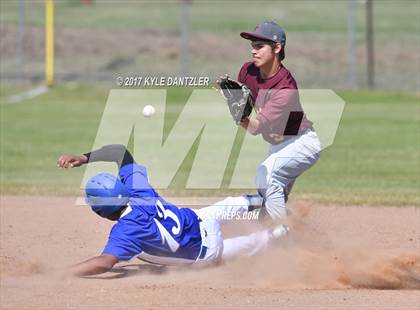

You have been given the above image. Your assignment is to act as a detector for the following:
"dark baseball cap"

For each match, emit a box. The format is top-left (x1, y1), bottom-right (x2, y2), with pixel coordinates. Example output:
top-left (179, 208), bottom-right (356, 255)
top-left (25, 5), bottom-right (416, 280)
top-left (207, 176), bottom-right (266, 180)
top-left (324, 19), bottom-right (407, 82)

top-left (241, 21), bottom-right (286, 60)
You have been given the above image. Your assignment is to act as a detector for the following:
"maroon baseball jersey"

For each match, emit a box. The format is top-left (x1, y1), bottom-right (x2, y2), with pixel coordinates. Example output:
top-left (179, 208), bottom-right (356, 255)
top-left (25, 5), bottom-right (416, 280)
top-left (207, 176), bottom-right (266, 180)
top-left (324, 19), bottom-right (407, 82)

top-left (238, 62), bottom-right (313, 144)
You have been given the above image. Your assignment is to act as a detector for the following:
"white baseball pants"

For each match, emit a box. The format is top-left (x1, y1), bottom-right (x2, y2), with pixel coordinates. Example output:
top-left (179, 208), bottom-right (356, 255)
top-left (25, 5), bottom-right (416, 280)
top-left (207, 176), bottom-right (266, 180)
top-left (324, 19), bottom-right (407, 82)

top-left (256, 129), bottom-right (321, 220)
top-left (193, 196), bottom-right (275, 266)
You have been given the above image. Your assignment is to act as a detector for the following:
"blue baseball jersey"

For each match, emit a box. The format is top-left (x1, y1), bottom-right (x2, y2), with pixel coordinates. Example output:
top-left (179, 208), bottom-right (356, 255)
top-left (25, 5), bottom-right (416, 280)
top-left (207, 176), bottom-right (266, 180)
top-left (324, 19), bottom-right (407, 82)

top-left (102, 163), bottom-right (203, 264)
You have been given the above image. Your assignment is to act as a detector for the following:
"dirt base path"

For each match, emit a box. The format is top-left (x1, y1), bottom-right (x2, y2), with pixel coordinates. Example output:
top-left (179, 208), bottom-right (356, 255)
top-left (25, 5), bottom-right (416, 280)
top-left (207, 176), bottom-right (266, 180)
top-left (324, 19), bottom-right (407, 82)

top-left (1, 196), bottom-right (419, 309)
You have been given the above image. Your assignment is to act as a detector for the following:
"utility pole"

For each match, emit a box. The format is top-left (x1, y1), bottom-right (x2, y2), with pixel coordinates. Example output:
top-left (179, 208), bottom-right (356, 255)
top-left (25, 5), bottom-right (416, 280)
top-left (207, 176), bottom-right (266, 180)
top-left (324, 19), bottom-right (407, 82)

top-left (366, 0), bottom-right (374, 88)
top-left (180, 0), bottom-right (191, 77)
top-left (17, 0), bottom-right (25, 83)
top-left (347, 0), bottom-right (357, 88)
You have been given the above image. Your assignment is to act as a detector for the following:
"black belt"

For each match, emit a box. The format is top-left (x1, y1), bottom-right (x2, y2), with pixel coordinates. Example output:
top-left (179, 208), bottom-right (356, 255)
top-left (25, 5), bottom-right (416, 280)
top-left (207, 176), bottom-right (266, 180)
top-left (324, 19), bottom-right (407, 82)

top-left (197, 217), bottom-right (208, 259)
top-left (198, 246), bottom-right (208, 259)
top-left (273, 126), bottom-right (315, 144)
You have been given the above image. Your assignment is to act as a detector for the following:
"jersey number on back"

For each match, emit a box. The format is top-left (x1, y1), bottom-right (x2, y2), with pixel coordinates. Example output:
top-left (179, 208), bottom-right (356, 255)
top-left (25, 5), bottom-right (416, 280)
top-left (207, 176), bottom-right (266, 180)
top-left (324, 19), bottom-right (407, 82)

top-left (154, 200), bottom-right (181, 252)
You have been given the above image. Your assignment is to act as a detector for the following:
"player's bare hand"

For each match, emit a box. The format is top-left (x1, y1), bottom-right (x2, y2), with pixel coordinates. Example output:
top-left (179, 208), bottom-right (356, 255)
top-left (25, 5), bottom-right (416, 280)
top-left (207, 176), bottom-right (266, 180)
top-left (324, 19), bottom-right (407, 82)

top-left (57, 154), bottom-right (87, 169)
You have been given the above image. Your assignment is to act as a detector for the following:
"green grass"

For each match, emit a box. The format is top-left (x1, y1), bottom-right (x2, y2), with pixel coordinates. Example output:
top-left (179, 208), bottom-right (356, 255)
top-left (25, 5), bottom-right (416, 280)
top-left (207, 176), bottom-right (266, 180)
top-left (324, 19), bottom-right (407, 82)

top-left (0, 85), bottom-right (107, 195)
top-left (295, 91), bottom-right (419, 206)
top-left (1, 0), bottom-right (418, 34)
top-left (0, 85), bottom-right (419, 206)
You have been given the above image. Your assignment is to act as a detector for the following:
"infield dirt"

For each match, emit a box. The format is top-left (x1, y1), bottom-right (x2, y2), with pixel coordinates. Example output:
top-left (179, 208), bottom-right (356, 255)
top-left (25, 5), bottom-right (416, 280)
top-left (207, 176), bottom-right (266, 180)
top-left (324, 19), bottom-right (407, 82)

top-left (1, 196), bottom-right (419, 309)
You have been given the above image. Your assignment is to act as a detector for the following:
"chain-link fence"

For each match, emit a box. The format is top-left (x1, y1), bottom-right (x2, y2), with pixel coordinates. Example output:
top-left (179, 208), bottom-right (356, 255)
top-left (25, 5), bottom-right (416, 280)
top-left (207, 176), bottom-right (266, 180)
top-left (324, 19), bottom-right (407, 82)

top-left (1, 0), bottom-right (419, 90)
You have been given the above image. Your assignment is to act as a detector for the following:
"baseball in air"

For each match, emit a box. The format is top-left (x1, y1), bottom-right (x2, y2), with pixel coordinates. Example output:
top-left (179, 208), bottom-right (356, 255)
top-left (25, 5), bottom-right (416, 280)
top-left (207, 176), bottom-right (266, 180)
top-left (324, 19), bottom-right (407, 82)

top-left (142, 105), bottom-right (155, 118)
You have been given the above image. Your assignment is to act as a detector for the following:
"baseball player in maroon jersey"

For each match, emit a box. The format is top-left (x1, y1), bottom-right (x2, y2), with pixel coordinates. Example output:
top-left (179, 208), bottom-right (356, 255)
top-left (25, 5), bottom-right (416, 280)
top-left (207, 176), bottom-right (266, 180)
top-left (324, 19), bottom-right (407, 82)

top-left (237, 21), bottom-right (321, 220)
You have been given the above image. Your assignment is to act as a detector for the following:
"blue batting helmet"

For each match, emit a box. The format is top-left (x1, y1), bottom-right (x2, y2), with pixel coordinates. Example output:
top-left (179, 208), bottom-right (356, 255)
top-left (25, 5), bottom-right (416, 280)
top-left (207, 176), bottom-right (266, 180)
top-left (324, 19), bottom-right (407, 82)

top-left (85, 173), bottom-right (129, 218)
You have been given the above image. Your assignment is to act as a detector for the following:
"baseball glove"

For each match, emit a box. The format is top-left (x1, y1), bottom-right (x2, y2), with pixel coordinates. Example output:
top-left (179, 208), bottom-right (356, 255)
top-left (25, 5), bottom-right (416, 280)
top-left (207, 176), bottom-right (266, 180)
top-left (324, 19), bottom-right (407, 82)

top-left (217, 76), bottom-right (254, 124)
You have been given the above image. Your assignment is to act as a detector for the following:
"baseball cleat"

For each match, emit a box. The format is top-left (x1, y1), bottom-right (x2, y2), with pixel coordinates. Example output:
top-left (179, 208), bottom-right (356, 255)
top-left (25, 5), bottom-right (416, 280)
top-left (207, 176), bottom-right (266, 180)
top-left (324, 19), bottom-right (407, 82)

top-left (271, 224), bottom-right (289, 239)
